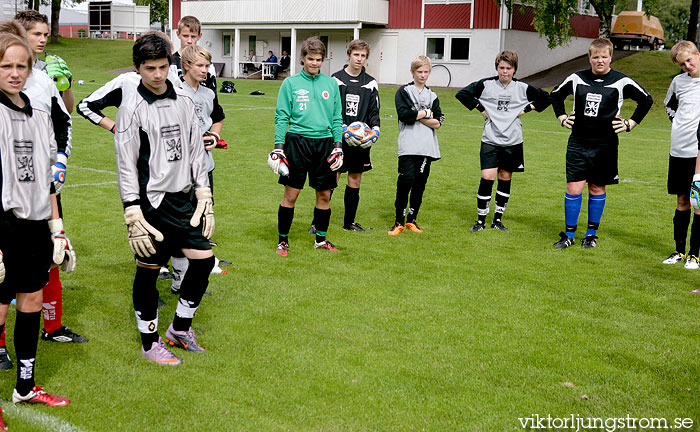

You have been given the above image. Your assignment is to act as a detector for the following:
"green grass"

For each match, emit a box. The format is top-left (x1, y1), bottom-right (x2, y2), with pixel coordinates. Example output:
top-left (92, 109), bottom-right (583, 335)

top-left (3, 38), bottom-right (698, 431)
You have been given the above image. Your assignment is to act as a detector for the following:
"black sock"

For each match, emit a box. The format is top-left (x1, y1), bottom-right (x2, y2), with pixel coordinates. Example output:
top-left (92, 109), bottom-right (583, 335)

top-left (15, 310), bottom-right (40, 395)
top-left (477, 178), bottom-right (494, 224)
top-left (278, 205), bottom-right (294, 244)
top-left (314, 207), bottom-right (331, 243)
top-left (395, 178), bottom-right (411, 224)
top-left (674, 209), bottom-right (691, 254)
top-left (689, 214), bottom-right (700, 256)
top-left (132, 266), bottom-right (161, 349)
top-left (343, 185), bottom-right (360, 227)
top-left (494, 179), bottom-right (511, 222)
top-left (174, 256), bottom-right (216, 331)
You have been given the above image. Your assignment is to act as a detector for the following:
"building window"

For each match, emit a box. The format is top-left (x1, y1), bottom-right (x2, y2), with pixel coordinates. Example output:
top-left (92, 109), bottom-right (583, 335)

top-left (223, 34), bottom-right (231, 57)
top-left (248, 35), bottom-right (256, 54)
top-left (426, 37), bottom-right (444, 60)
top-left (450, 38), bottom-right (469, 60)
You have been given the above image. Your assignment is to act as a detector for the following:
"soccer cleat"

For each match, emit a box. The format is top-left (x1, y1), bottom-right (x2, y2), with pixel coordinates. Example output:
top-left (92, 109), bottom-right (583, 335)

top-left (581, 235), bottom-right (598, 249)
top-left (685, 255), bottom-right (700, 270)
top-left (12, 386), bottom-right (70, 406)
top-left (41, 326), bottom-right (88, 343)
top-left (314, 240), bottom-right (339, 252)
top-left (165, 324), bottom-right (206, 353)
top-left (276, 241), bottom-right (289, 257)
top-left (491, 220), bottom-right (508, 231)
top-left (343, 222), bottom-right (370, 232)
top-left (142, 338), bottom-right (182, 365)
top-left (405, 222), bottom-right (423, 233)
top-left (0, 347), bottom-right (12, 370)
top-left (0, 408), bottom-right (6, 431)
top-left (388, 223), bottom-right (404, 236)
top-left (469, 221), bottom-right (485, 233)
top-left (663, 252), bottom-right (685, 264)
top-left (308, 224), bottom-right (316, 235)
top-left (554, 232), bottom-right (575, 249)
top-left (158, 266), bottom-right (172, 280)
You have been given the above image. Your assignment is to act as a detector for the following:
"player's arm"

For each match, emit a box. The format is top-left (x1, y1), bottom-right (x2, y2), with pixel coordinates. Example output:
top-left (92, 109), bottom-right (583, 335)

top-left (331, 84), bottom-right (343, 142)
top-left (395, 86), bottom-right (422, 124)
top-left (61, 88), bottom-right (74, 114)
top-left (549, 76), bottom-right (575, 119)
top-left (114, 107), bottom-right (142, 205)
top-left (455, 79), bottom-right (486, 111)
top-left (525, 84), bottom-right (551, 112)
top-left (664, 81), bottom-right (678, 122)
top-left (419, 96), bottom-right (444, 130)
top-left (76, 78), bottom-right (124, 130)
top-left (274, 80), bottom-right (293, 144)
top-left (623, 80), bottom-right (654, 125)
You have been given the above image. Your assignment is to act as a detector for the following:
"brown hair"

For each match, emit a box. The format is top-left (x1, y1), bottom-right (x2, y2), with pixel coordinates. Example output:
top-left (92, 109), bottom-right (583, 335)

top-left (0, 20), bottom-right (34, 65)
top-left (180, 44), bottom-right (211, 73)
top-left (347, 39), bottom-right (370, 57)
top-left (0, 33), bottom-right (33, 74)
top-left (671, 40), bottom-right (699, 64)
top-left (588, 38), bottom-right (614, 57)
top-left (14, 10), bottom-right (48, 31)
top-left (177, 16), bottom-right (201, 35)
top-left (410, 55), bottom-right (431, 73)
top-left (300, 37), bottom-right (326, 63)
top-left (495, 50), bottom-right (518, 72)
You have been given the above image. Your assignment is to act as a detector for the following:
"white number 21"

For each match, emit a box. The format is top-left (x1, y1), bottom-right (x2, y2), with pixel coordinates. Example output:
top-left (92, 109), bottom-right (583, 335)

top-left (299, 102), bottom-right (307, 110)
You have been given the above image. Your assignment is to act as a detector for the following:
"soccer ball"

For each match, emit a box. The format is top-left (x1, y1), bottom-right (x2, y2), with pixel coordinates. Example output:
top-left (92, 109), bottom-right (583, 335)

top-left (344, 121), bottom-right (370, 145)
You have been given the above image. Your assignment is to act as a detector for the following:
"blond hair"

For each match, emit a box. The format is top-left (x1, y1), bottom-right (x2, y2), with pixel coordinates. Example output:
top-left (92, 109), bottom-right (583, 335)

top-left (671, 41), bottom-right (699, 64)
top-left (588, 38), bottom-right (614, 57)
top-left (180, 44), bottom-right (212, 73)
top-left (410, 55), bottom-right (431, 73)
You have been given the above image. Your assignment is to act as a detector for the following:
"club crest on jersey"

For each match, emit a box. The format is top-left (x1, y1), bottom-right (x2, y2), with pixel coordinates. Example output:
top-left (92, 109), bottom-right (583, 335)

top-left (322, 90), bottom-right (330, 99)
top-left (346, 94), bottom-right (360, 117)
top-left (295, 88), bottom-right (310, 103)
top-left (497, 95), bottom-right (511, 111)
top-left (584, 93), bottom-right (602, 117)
top-left (161, 125), bottom-right (182, 162)
top-left (14, 139), bottom-right (34, 182)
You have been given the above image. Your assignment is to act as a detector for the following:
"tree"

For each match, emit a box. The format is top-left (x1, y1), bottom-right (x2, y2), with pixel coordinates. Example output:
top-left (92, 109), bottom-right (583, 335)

top-left (134, 0), bottom-right (168, 32)
top-left (688, 0), bottom-right (699, 45)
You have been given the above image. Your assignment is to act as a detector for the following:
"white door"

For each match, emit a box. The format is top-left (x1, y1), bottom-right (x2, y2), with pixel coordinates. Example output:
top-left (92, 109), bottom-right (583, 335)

top-left (379, 33), bottom-right (398, 85)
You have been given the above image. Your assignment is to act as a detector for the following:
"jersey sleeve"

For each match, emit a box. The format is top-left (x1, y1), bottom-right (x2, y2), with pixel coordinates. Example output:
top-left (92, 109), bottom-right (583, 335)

top-left (622, 79), bottom-right (653, 125)
top-left (76, 76), bottom-right (124, 125)
top-left (274, 80), bottom-right (292, 144)
top-left (525, 83), bottom-right (551, 112)
top-left (431, 94), bottom-right (445, 124)
top-left (114, 104), bottom-right (141, 206)
top-left (368, 80), bottom-right (381, 129)
top-left (549, 75), bottom-right (575, 118)
top-left (50, 94), bottom-right (72, 156)
top-left (455, 79), bottom-right (486, 111)
top-left (187, 103), bottom-right (209, 189)
top-left (664, 79), bottom-right (678, 121)
top-left (211, 91), bottom-right (225, 124)
top-left (395, 86), bottom-right (418, 124)
top-left (331, 83), bottom-right (343, 142)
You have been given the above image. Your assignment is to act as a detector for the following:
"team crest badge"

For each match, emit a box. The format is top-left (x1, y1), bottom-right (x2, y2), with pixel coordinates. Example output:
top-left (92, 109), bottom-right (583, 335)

top-left (584, 93), bottom-right (602, 117)
top-left (322, 90), bottom-right (330, 99)
top-left (14, 139), bottom-right (35, 182)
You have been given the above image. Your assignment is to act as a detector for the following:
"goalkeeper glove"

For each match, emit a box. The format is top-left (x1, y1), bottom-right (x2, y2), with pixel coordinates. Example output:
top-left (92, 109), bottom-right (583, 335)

top-left (190, 187), bottom-right (215, 239)
top-left (51, 152), bottom-right (67, 195)
top-left (0, 250), bottom-right (4, 284)
top-left (423, 108), bottom-right (433, 119)
top-left (518, 104), bottom-right (534, 118)
top-left (692, 174), bottom-right (700, 211)
top-left (481, 110), bottom-right (491, 122)
top-left (558, 112), bottom-right (575, 129)
top-left (267, 148), bottom-right (289, 175)
top-left (124, 205), bottom-right (164, 258)
top-left (45, 55), bottom-right (72, 89)
top-left (612, 117), bottom-right (637, 134)
top-left (360, 127), bottom-right (380, 149)
top-left (203, 131), bottom-right (220, 151)
top-left (328, 145), bottom-right (343, 171)
top-left (48, 218), bottom-right (76, 272)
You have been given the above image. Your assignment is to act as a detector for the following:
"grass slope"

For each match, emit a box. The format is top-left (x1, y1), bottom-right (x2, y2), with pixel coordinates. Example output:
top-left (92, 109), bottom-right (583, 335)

top-left (2, 39), bottom-right (697, 431)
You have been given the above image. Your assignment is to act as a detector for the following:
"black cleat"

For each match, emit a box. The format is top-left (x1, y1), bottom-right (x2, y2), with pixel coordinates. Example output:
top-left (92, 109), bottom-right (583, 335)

top-left (491, 220), bottom-right (508, 231)
top-left (343, 222), bottom-right (370, 232)
top-left (308, 224), bottom-right (316, 235)
top-left (581, 235), bottom-right (598, 249)
top-left (554, 232), bottom-right (575, 249)
top-left (0, 347), bottom-right (12, 370)
top-left (469, 221), bottom-right (485, 233)
top-left (41, 326), bottom-right (88, 343)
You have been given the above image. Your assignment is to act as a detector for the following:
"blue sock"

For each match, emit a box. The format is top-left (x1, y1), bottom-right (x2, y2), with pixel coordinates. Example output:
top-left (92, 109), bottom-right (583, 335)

top-left (564, 193), bottom-right (583, 240)
top-left (586, 193), bottom-right (606, 237)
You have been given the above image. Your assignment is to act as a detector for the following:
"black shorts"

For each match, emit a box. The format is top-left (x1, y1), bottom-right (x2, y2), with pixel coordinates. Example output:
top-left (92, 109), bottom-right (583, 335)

top-left (480, 142), bottom-right (524, 172)
top-left (279, 133), bottom-right (338, 190)
top-left (137, 191), bottom-right (212, 267)
top-left (398, 155), bottom-right (433, 181)
top-left (565, 135), bottom-right (619, 185)
top-left (0, 214), bottom-right (52, 304)
top-left (338, 142), bottom-right (373, 173)
top-left (667, 155), bottom-right (696, 195)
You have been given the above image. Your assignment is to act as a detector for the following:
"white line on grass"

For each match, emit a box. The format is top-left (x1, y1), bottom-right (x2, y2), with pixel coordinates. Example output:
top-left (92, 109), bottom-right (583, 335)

top-left (70, 166), bottom-right (117, 175)
top-left (65, 181), bottom-right (118, 188)
top-left (0, 402), bottom-right (92, 432)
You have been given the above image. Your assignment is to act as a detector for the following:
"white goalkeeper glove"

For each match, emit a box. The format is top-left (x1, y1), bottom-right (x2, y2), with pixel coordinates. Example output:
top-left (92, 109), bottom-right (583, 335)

top-left (558, 112), bottom-right (575, 129)
top-left (190, 187), bottom-right (214, 239)
top-left (423, 108), bottom-right (433, 119)
top-left (692, 174), bottom-right (700, 211)
top-left (481, 110), bottom-right (490, 122)
top-left (124, 205), bottom-right (163, 257)
top-left (267, 148), bottom-right (289, 175)
top-left (48, 218), bottom-right (76, 272)
top-left (343, 125), bottom-right (361, 146)
top-left (51, 152), bottom-right (67, 195)
top-left (203, 131), bottom-right (220, 151)
top-left (612, 117), bottom-right (637, 134)
top-left (0, 250), bottom-right (4, 284)
top-left (360, 127), bottom-right (380, 149)
top-left (328, 145), bottom-right (343, 171)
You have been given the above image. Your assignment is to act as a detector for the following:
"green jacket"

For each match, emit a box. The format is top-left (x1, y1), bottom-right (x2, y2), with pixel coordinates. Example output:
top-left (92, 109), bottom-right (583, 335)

top-left (275, 69), bottom-right (343, 144)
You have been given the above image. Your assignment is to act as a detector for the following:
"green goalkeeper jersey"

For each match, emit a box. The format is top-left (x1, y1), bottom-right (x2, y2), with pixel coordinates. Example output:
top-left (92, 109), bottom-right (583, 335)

top-left (274, 69), bottom-right (343, 144)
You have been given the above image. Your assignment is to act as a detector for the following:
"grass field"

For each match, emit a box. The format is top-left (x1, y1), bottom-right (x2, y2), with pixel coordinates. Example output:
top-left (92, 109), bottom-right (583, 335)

top-left (1, 38), bottom-right (698, 431)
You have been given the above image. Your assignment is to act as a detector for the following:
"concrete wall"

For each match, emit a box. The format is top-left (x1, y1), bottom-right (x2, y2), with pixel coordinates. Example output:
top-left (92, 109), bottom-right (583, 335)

top-left (503, 30), bottom-right (594, 79)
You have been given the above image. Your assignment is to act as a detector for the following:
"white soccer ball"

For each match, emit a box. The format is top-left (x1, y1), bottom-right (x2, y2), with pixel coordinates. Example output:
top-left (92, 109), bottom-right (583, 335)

top-left (344, 121), bottom-right (370, 146)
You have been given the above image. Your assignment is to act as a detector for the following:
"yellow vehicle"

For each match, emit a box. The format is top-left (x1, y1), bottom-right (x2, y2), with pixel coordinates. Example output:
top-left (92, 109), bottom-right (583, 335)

top-left (611, 11), bottom-right (664, 50)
